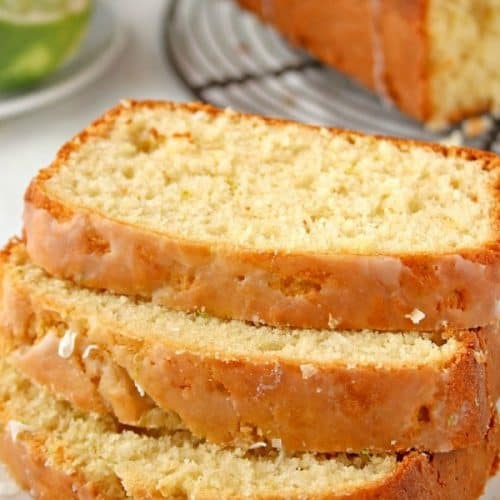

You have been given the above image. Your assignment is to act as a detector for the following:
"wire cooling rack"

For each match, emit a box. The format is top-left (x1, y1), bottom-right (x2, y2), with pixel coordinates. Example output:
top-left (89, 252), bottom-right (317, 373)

top-left (164, 0), bottom-right (499, 152)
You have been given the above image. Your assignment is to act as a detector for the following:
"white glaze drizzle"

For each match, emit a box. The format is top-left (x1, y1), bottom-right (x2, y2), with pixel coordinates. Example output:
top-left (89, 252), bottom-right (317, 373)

top-left (58, 329), bottom-right (78, 359)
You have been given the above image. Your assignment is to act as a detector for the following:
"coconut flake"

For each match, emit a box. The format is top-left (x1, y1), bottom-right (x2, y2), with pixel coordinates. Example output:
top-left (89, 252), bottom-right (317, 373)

top-left (134, 382), bottom-right (146, 397)
top-left (404, 308), bottom-right (426, 325)
top-left (82, 344), bottom-right (98, 360)
top-left (58, 330), bottom-right (77, 359)
top-left (248, 441), bottom-right (267, 450)
top-left (7, 421), bottom-right (32, 442)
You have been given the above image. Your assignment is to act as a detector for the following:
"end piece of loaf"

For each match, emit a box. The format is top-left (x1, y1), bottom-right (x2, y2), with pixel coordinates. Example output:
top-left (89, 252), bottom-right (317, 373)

top-left (237, 0), bottom-right (500, 126)
top-left (24, 100), bottom-right (500, 330)
top-left (0, 359), bottom-right (498, 499)
top-left (2, 240), bottom-right (498, 454)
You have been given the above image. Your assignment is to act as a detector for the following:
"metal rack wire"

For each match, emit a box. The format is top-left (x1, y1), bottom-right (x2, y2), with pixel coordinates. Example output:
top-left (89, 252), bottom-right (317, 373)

top-left (165, 0), bottom-right (499, 151)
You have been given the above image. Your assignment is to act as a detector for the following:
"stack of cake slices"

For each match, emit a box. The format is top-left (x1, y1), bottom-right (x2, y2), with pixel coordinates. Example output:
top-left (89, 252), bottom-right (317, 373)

top-left (1, 100), bottom-right (499, 499)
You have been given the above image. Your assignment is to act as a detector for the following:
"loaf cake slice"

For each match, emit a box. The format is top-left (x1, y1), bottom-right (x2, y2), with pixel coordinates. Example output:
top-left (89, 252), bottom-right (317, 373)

top-left (0, 359), bottom-right (498, 500)
top-left (24, 100), bottom-right (500, 331)
top-left (237, 0), bottom-right (500, 126)
top-left (3, 240), bottom-right (498, 454)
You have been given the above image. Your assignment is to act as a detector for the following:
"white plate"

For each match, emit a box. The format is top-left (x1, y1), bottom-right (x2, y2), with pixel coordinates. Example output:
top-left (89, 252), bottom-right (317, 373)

top-left (0, 0), bottom-right (126, 120)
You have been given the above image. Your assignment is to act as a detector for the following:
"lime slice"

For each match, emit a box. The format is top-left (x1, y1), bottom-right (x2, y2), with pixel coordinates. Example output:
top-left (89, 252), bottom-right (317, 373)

top-left (0, 0), bottom-right (92, 91)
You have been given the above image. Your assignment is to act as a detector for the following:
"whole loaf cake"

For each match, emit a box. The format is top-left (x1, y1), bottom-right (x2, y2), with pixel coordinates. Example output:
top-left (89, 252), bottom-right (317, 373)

top-left (237, 0), bottom-right (500, 126)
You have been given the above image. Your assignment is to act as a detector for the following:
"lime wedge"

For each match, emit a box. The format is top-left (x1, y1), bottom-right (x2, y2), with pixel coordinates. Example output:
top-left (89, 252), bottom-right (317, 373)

top-left (0, 0), bottom-right (92, 91)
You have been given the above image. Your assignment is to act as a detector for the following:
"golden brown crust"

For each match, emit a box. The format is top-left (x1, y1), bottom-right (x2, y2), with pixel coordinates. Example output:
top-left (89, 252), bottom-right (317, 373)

top-left (24, 200), bottom-right (500, 331)
top-left (0, 349), bottom-right (497, 500)
top-left (0, 432), bottom-right (118, 500)
top-left (2, 241), bottom-right (499, 454)
top-left (0, 424), bottom-right (497, 500)
top-left (22, 101), bottom-right (500, 331)
top-left (7, 330), bottom-right (168, 429)
top-left (349, 424), bottom-right (499, 500)
top-left (123, 326), bottom-right (499, 453)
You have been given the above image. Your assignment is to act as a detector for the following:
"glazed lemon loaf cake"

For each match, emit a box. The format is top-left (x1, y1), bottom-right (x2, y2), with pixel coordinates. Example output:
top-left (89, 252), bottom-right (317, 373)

top-left (0, 359), bottom-right (498, 499)
top-left (237, 0), bottom-right (500, 126)
top-left (24, 100), bottom-right (500, 331)
top-left (2, 240), bottom-right (498, 454)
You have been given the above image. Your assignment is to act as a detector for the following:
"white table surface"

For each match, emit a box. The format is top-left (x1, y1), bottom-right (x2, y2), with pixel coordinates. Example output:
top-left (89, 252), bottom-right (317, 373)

top-left (0, 1), bottom-right (498, 498)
